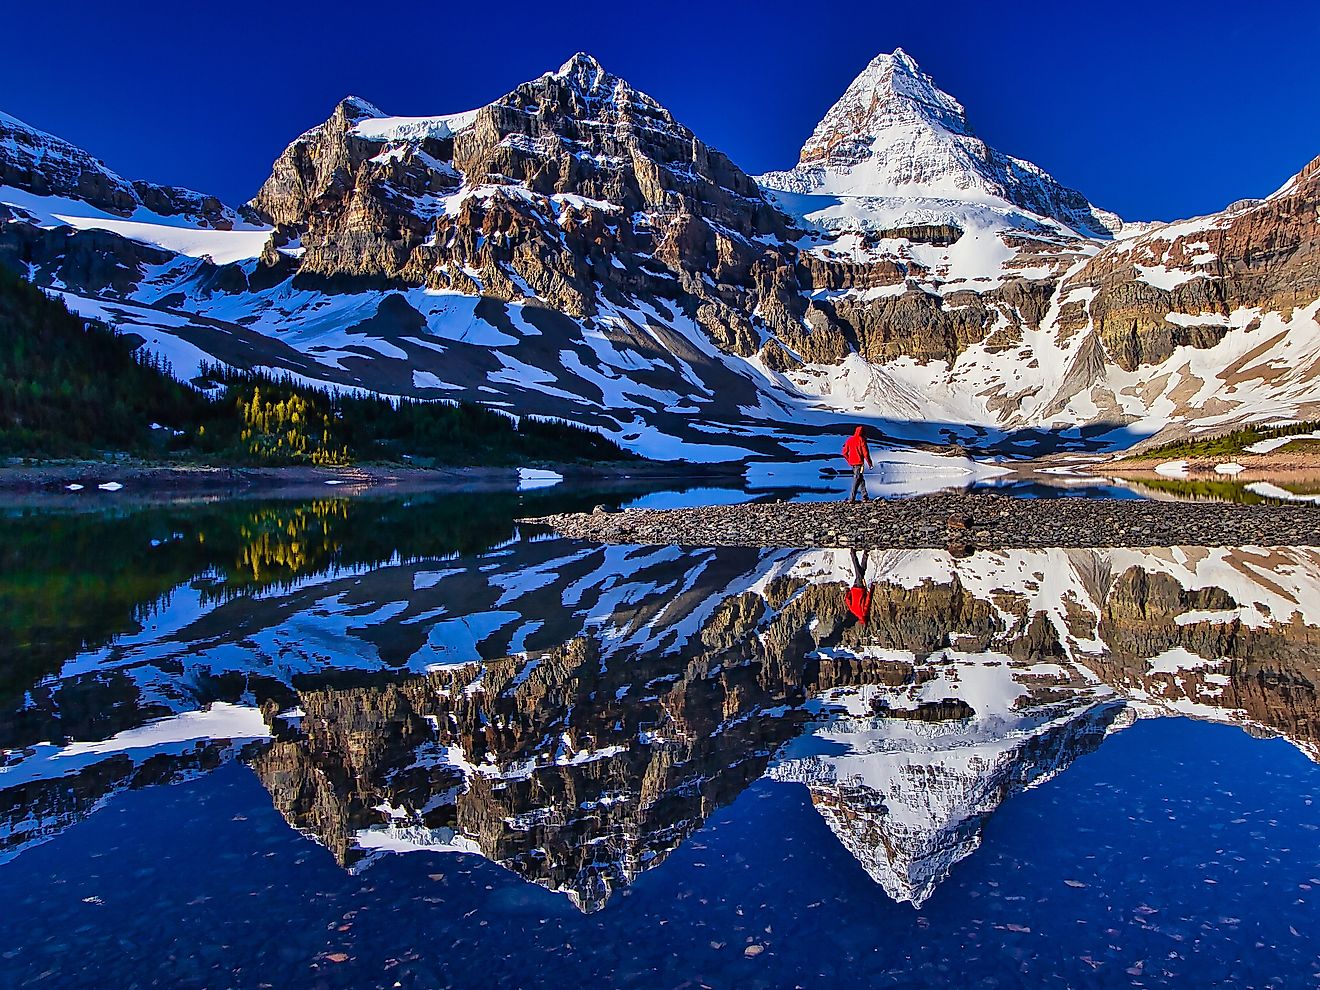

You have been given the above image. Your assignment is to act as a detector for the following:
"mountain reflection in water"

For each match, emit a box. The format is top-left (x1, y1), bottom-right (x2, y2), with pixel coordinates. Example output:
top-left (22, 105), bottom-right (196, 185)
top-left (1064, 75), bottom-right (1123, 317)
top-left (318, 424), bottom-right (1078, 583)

top-left (3, 495), bottom-right (1319, 930)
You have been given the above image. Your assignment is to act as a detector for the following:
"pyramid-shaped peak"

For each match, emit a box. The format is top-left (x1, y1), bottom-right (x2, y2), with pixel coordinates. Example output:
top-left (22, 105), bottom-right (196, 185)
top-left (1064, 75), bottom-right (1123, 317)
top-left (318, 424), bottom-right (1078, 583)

top-left (759, 49), bottom-right (1119, 236)
top-left (556, 52), bottom-right (607, 77)
top-left (825, 48), bottom-right (973, 142)
top-left (552, 52), bottom-right (623, 94)
top-left (876, 47), bottom-right (920, 71)
top-left (786, 50), bottom-right (973, 179)
top-left (540, 52), bottom-right (663, 114)
top-left (334, 95), bottom-right (386, 122)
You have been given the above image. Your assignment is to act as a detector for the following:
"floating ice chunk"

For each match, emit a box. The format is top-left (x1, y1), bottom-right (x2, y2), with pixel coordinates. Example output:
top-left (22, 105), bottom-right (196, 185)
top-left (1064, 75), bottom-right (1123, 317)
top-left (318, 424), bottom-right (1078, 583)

top-left (518, 468), bottom-right (563, 491)
top-left (1154, 460), bottom-right (1189, 478)
top-left (1215, 462), bottom-right (1245, 475)
top-left (97, 481), bottom-right (123, 491)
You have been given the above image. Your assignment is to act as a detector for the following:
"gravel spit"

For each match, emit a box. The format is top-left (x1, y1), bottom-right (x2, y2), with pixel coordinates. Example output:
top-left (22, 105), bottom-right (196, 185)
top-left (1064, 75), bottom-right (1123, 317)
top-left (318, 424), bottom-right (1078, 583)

top-left (524, 494), bottom-right (1320, 549)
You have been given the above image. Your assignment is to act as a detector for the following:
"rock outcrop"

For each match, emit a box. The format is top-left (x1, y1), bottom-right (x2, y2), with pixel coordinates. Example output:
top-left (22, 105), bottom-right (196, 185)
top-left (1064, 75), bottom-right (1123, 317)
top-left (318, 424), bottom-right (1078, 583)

top-left (1060, 156), bottom-right (1320, 370)
top-left (0, 110), bottom-right (240, 227)
top-left (248, 55), bottom-right (810, 360)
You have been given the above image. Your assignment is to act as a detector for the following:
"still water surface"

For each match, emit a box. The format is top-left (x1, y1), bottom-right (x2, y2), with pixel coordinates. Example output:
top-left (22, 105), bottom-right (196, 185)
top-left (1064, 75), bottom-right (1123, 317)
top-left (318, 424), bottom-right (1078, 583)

top-left (1, 486), bottom-right (1318, 988)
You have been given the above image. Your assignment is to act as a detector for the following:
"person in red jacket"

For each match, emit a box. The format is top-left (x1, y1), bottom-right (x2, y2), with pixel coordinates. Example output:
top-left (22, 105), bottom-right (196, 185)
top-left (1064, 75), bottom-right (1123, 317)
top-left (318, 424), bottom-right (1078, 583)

top-left (842, 426), bottom-right (873, 502)
top-left (847, 549), bottom-right (872, 626)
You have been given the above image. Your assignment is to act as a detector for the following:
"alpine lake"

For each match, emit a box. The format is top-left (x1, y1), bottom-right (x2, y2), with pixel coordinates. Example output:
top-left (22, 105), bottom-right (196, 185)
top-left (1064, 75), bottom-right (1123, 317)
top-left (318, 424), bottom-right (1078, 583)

top-left (2, 476), bottom-right (1319, 989)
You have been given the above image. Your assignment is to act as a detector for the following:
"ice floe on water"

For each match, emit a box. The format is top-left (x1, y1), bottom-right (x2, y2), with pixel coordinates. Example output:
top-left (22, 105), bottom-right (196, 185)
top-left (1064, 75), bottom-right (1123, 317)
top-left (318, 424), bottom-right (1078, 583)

top-left (517, 468), bottom-right (563, 490)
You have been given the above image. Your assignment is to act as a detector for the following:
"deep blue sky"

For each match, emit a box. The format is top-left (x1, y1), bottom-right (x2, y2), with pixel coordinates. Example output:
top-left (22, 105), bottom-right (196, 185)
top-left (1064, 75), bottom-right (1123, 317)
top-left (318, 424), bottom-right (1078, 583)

top-left (3, 0), bottom-right (1316, 221)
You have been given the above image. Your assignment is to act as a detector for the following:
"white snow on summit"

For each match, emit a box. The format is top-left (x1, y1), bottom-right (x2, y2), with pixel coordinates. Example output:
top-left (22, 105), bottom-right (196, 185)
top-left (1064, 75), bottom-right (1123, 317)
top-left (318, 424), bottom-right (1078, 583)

top-left (0, 184), bottom-right (272, 265)
top-left (760, 48), bottom-right (1121, 238)
top-left (351, 107), bottom-right (482, 143)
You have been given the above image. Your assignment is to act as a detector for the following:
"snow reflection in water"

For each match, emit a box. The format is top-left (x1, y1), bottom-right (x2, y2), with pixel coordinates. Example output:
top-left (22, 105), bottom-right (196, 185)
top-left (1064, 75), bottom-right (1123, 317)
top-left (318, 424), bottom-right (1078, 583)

top-left (1, 497), bottom-right (1318, 986)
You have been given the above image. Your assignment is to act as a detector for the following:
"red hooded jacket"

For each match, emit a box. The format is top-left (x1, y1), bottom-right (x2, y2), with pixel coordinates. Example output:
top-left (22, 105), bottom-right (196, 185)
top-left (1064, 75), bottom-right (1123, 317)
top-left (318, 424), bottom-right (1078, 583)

top-left (842, 427), bottom-right (871, 467)
top-left (847, 584), bottom-right (872, 624)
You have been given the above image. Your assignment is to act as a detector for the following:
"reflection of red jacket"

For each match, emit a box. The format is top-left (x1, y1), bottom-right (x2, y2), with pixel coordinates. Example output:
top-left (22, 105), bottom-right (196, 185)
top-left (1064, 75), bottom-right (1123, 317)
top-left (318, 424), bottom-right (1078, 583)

top-left (847, 585), bottom-right (871, 624)
top-left (843, 428), bottom-right (871, 467)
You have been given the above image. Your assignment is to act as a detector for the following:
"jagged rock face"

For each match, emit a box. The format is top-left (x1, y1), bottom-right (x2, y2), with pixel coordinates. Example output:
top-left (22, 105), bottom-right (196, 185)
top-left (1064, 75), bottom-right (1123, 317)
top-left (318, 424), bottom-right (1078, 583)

top-left (0, 208), bottom-right (176, 296)
top-left (254, 682), bottom-right (450, 865)
top-left (1093, 554), bottom-right (1320, 745)
top-left (252, 96), bottom-right (397, 227)
top-left (0, 110), bottom-right (238, 227)
top-left (1062, 156), bottom-right (1320, 370)
top-left (250, 96), bottom-right (466, 285)
top-left (453, 57), bottom-right (777, 234)
top-left (794, 278), bottom-right (1059, 365)
top-left (131, 181), bottom-right (239, 227)
top-left (253, 634), bottom-right (819, 910)
top-left (0, 110), bottom-right (139, 215)
top-left (247, 56), bottom-right (808, 357)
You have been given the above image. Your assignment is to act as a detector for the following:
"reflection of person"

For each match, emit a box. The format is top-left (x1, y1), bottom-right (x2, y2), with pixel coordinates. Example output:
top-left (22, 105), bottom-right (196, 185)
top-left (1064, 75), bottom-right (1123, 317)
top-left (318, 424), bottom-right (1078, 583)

top-left (847, 549), bottom-right (872, 626)
top-left (843, 426), bottom-right (873, 502)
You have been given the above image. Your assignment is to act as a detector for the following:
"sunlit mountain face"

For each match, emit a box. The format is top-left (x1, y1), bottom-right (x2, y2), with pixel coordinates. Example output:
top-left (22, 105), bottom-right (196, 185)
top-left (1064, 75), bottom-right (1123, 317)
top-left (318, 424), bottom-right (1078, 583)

top-left (5, 50), bottom-right (1320, 464)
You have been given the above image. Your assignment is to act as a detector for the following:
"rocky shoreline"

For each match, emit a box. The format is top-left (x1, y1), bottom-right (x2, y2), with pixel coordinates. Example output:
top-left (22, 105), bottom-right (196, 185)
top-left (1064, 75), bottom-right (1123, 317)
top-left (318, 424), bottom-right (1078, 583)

top-left (525, 493), bottom-right (1320, 549)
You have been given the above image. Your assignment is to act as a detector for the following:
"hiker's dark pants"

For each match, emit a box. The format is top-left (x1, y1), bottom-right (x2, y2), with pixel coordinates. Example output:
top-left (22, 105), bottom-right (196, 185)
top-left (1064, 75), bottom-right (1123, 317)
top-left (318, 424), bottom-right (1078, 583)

top-left (849, 465), bottom-right (870, 502)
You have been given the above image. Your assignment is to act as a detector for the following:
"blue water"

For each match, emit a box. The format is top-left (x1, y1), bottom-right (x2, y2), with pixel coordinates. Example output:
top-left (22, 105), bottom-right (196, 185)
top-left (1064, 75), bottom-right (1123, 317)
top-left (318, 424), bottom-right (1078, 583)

top-left (2, 719), bottom-right (1316, 989)
top-left (3, 491), bottom-right (1320, 989)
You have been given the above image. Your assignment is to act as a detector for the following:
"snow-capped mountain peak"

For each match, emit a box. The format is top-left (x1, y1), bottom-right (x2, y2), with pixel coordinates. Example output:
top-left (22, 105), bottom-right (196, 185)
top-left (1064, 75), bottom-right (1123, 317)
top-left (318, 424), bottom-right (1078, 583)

top-left (546, 52), bottom-right (662, 119)
top-left (336, 95), bottom-right (387, 122)
top-left (760, 48), bottom-right (1120, 238)
top-left (3, 50), bottom-right (1317, 456)
top-left (553, 52), bottom-right (610, 85)
top-left (797, 47), bottom-right (976, 172)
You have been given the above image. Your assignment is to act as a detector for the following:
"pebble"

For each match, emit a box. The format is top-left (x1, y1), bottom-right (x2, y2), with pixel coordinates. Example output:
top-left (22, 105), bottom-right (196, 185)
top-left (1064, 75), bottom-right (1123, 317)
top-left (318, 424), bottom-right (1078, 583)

top-left (524, 494), bottom-right (1320, 549)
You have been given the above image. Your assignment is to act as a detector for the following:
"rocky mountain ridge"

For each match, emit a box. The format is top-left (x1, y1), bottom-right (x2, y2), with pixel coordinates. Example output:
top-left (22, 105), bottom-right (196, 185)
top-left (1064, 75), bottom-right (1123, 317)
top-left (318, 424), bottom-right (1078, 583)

top-left (1, 52), bottom-right (1317, 459)
top-left (0, 110), bottom-right (243, 228)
